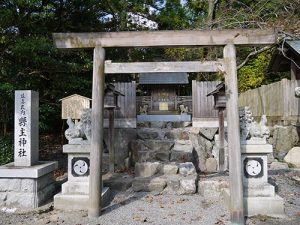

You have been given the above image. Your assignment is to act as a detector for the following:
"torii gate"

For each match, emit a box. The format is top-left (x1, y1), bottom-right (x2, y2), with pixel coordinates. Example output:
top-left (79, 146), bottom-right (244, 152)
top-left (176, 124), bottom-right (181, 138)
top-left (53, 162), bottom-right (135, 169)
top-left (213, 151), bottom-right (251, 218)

top-left (53, 29), bottom-right (277, 224)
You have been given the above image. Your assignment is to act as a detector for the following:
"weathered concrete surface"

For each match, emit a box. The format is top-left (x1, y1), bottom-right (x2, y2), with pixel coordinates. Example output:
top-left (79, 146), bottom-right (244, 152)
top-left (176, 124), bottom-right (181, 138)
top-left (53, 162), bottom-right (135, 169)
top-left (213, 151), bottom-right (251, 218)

top-left (103, 173), bottom-right (133, 191)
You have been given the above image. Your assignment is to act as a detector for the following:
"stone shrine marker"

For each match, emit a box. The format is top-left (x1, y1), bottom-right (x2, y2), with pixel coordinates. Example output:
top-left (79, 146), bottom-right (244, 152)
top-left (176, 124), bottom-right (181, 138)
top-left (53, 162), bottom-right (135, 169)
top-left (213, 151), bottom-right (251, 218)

top-left (14, 90), bottom-right (39, 166)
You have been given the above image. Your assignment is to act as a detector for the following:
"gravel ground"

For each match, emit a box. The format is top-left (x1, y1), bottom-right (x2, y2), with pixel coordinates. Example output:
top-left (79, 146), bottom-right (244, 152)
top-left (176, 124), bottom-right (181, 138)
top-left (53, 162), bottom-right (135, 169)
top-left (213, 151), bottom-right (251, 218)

top-left (0, 169), bottom-right (299, 225)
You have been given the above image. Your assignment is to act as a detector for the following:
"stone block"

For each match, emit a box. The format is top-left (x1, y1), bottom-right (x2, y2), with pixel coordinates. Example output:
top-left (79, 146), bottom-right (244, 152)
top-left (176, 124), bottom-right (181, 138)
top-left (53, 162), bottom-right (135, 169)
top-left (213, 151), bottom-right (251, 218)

top-left (103, 173), bottom-right (133, 191)
top-left (137, 129), bottom-right (160, 140)
top-left (222, 189), bottom-right (285, 218)
top-left (165, 175), bottom-right (180, 193)
top-left (54, 187), bottom-right (110, 210)
top-left (150, 122), bottom-right (166, 128)
top-left (205, 158), bottom-right (218, 173)
top-left (135, 162), bottom-right (160, 177)
top-left (145, 140), bottom-right (174, 152)
top-left (199, 180), bottom-right (229, 199)
top-left (154, 151), bottom-right (170, 162)
top-left (178, 162), bottom-right (196, 176)
top-left (164, 131), bottom-right (177, 140)
top-left (0, 161), bottom-right (57, 208)
top-left (178, 176), bottom-right (197, 195)
top-left (134, 151), bottom-right (155, 163)
top-left (0, 179), bottom-right (21, 192)
top-left (284, 147), bottom-right (300, 167)
top-left (170, 141), bottom-right (194, 163)
top-left (244, 195), bottom-right (285, 218)
top-left (159, 164), bottom-right (178, 175)
top-left (0, 183), bottom-right (56, 208)
top-left (269, 162), bottom-right (289, 170)
top-left (132, 176), bottom-right (167, 192)
top-left (199, 127), bottom-right (218, 141)
top-left (273, 125), bottom-right (299, 157)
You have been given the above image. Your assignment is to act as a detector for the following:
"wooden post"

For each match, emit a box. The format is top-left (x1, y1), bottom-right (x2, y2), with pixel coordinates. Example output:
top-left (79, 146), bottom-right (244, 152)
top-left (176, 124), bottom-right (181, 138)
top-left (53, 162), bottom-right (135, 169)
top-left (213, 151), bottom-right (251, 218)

top-left (223, 43), bottom-right (244, 224)
top-left (218, 108), bottom-right (225, 172)
top-left (291, 60), bottom-right (297, 80)
top-left (108, 108), bottom-right (115, 172)
top-left (89, 46), bottom-right (105, 218)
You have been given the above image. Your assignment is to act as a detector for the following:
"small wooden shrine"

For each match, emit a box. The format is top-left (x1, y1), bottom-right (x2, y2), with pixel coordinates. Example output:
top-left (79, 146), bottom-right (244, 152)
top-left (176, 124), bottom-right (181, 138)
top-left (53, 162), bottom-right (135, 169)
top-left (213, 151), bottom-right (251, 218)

top-left (138, 72), bottom-right (189, 114)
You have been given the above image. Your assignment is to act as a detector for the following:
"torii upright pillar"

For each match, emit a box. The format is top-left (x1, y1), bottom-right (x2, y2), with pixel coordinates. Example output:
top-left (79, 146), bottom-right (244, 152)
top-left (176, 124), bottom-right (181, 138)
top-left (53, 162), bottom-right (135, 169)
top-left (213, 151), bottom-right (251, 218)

top-left (224, 43), bottom-right (244, 224)
top-left (89, 46), bottom-right (105, 218)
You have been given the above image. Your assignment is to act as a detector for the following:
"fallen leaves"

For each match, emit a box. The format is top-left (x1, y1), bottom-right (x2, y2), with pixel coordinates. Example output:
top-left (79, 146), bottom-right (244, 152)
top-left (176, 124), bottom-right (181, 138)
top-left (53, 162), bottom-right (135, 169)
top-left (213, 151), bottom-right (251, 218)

top-left (215, 218), bottom-right (225, 225)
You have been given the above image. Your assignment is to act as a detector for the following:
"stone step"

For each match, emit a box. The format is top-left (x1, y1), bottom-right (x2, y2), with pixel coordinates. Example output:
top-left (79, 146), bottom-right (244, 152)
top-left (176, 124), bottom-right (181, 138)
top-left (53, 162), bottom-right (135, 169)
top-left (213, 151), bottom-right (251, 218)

top-left (170, 140), bottom-right (194, 163)
top-left (103, 173), bottom-right (133, 191)
top-left (134, 162), bottom-right (197, 178)
top-left (132, 174), bottom-right (198, 195)
top-left (130, 140), bottom-right (175, 163)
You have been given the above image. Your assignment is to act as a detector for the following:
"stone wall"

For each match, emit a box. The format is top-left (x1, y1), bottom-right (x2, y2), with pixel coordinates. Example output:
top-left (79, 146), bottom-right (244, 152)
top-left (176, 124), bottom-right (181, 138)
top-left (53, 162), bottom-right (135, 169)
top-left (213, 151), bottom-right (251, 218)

top-left (129, 127), bottom-right (219, 174)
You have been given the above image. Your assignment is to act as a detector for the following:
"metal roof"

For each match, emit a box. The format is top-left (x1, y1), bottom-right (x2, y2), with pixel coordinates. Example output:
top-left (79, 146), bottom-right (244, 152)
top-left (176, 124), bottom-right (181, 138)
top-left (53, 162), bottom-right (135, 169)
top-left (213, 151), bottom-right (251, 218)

top-left (139, 72), bottom-right (188, 84)
top-left (267, 40), bottom-right (300, 73)
top-left (286, 40), bottom-right (300, 56)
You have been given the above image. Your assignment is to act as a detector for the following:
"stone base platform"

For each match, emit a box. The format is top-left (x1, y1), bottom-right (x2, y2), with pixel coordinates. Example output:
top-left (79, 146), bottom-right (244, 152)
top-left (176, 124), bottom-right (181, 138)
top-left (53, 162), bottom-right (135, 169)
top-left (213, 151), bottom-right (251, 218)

top-left (54, 187), bottom-right (111, 210)
top-left (222, 189), bottom-right (285, 218)
top-left (0, 161), bottom-right (58, 208)
top-left (245, 195), bottom-right (284, 218)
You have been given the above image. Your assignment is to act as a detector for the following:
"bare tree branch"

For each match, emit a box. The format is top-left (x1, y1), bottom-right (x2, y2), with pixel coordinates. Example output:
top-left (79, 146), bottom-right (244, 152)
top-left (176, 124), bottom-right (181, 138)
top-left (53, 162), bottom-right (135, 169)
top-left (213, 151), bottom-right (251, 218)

top-left (237, 45), bottom-right (274, 70)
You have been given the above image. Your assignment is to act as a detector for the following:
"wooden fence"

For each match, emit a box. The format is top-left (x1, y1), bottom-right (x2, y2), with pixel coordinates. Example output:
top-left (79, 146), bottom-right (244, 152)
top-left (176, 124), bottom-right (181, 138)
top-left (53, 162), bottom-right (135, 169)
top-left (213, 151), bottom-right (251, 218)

top-left (192, 80), bottom-right (221, 118)
top-left (238, 79), bottom-right (300, 125)
top-left (104, 82), bottom-right (136, 127)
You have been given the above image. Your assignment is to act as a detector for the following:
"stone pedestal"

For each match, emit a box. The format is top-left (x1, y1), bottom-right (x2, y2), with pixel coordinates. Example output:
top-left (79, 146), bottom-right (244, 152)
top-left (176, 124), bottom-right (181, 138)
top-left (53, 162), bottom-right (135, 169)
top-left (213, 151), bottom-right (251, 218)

top-left (54, 144), bottom-right (110, 210)
top-left (0, 161), bottom-right (58, 208)
top-left (241, 143), bottom-right (284, 217)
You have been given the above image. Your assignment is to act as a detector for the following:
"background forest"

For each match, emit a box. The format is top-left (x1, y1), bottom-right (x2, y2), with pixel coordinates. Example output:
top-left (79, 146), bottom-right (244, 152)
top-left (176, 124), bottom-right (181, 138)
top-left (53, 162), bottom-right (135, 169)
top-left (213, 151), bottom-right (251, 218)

top-left (0, 0), bottom-right (300, 138)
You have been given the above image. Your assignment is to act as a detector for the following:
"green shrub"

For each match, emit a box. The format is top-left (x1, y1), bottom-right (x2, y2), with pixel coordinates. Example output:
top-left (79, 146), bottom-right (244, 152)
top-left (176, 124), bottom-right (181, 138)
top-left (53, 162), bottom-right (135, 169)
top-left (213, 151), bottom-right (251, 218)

top-left (0, 135), bottom-right (13, 165)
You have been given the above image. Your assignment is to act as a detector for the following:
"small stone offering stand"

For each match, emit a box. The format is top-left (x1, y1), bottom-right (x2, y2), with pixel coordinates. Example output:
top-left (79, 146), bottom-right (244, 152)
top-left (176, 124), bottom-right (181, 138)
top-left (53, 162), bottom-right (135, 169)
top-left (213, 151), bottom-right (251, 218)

top-left (54, 93), bottom-right (113, 210)
top-left (225, 107), bottom-right (284, 217)
top-left (0, 90), bottom-right (57, 208)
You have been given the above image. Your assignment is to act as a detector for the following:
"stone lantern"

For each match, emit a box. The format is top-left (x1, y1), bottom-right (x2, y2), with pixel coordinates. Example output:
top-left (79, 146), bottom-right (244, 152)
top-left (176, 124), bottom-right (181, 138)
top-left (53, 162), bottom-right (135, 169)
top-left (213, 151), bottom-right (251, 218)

top-left (207, 82), bottom-right (226, 109)
top-left (104, 83), bottom-right (124, 109)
